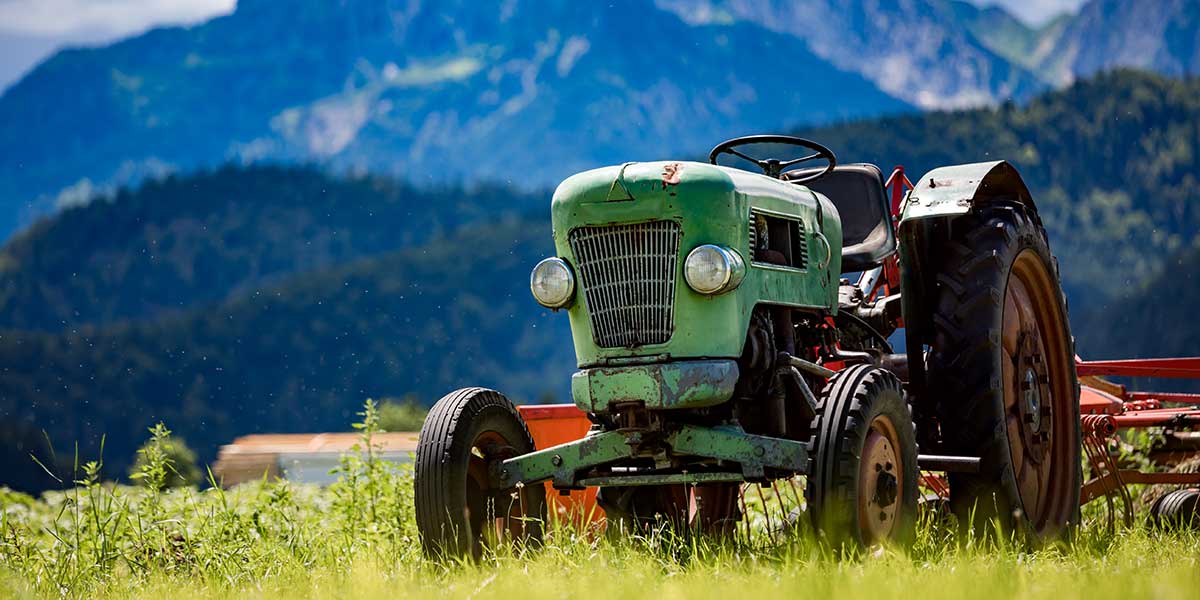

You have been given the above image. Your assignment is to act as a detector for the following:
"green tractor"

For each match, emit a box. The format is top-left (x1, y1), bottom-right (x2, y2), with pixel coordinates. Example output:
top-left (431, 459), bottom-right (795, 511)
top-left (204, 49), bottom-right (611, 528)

top-left (414, 135), bottom-right (1082, 558)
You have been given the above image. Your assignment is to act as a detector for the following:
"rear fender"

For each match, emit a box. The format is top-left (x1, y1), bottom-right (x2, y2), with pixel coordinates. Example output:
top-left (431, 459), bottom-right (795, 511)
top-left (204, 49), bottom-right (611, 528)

top-left (899, 160), bottom-right (1034, 224)
top-left (896, 160), bottom-right (1038, 398)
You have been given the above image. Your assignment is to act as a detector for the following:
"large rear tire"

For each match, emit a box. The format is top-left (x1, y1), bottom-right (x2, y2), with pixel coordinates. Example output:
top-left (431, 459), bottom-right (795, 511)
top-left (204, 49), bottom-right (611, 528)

top-left (806, 365), bottom-right (919, 548)
top-left (415, 388), bottom-right (547, 560)
top-left (925, 203), bottom-right (1081, 541)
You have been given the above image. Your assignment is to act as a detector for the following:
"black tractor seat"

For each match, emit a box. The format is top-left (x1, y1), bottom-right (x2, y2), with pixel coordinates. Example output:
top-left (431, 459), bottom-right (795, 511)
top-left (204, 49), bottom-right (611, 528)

top-left (787, 163), bottom-right (897, 273)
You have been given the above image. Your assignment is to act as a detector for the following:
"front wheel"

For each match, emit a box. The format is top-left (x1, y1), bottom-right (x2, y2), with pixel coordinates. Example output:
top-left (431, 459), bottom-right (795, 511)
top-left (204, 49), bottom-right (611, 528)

top-left (806, 365), bottom-right (919, 548)
top-left (414, 388), bottom-right (547, 560)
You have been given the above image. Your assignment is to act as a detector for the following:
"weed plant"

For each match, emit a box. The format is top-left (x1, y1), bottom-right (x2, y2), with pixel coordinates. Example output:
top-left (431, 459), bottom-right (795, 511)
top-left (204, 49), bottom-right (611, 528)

top-left (1, 401), bottom-right (1197, 599)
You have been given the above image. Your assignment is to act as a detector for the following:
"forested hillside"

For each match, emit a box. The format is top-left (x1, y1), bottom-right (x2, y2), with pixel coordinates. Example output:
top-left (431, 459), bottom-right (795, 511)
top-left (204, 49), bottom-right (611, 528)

top-left (0, 219), bottom-right (573, 492)
top-left (2, 69), bottom-right (1198, 491)
top-left (796, 70), bottom-right (1200, 309)
top-left (0, 165), bottom-right (540, 331)
top-left (1076, 245), bottom-right (1200, 378)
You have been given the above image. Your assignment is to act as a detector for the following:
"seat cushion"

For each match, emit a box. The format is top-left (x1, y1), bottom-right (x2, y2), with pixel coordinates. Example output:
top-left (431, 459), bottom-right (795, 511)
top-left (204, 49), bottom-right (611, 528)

top-left (789, 163), bottom-right (897, 272)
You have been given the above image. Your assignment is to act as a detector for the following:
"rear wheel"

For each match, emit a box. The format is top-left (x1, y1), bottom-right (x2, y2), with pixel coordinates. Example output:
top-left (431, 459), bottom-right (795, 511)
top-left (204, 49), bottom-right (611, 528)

top-left (1149, 489), bottom-right (1200, 530)
top-left (926, 204), bottom-right (1081, 541)
top-left (415, 388), bottom-right (547, 560)
top-left (806, 365), bottom-right (919, 548)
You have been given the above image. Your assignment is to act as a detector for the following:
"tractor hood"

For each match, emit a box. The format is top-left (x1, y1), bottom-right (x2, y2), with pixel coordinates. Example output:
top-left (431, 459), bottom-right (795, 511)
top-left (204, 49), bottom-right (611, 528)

top-left (548, 160), bottom-right (841, 368)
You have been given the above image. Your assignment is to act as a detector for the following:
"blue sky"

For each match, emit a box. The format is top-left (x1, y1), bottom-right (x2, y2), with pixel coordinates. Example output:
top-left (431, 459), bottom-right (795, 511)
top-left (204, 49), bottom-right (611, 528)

top-left (0, 0), bottom-right (1088, 93)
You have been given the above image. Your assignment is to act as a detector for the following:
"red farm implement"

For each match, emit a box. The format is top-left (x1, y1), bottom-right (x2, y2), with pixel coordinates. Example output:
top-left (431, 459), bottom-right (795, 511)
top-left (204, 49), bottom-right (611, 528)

top-left (1076, 357), bottom-right (1200, 528)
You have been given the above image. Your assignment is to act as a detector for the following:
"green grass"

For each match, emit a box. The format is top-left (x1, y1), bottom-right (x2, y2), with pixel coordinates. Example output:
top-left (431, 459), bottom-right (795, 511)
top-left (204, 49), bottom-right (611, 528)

top-left (2, 406), bottom-right (1197, 599)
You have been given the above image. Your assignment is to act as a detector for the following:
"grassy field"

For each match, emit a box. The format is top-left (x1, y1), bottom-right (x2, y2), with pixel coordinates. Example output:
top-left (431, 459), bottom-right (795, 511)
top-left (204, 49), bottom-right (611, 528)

top-left (2, 413), bottom-right (1197, 599)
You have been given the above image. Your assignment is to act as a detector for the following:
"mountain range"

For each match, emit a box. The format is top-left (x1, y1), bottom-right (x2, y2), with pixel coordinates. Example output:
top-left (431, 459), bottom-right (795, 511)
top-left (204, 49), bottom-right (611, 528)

top-left (1, 0), bottom-right (1198, 238)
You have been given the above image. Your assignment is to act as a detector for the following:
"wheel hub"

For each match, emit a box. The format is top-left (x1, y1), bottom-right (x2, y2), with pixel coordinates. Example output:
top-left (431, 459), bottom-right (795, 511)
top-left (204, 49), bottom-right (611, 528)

top-left (874, 470), bottom-right (898, 508)
top-left (859, 417), bottom-right (903, 540)
top-left (1023, 366), bottom-right (1043, 433)
top-left (1013, 336), bottom-right (1052, 461)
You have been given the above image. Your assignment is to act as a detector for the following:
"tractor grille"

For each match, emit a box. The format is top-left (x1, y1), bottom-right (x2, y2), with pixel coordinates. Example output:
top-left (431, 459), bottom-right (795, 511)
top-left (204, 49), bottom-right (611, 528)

top-left (568, 220), bottom-right (681, 348)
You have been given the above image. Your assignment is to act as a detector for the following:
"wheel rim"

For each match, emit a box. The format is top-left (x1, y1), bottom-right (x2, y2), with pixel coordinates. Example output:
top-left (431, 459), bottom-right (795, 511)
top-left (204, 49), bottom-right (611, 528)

top-left (858, 415), bottom-right (903, 543)
top-left (1002, 250), bottom-right (1076, 534)
top-left (465, 430), bottom-right (533, 553)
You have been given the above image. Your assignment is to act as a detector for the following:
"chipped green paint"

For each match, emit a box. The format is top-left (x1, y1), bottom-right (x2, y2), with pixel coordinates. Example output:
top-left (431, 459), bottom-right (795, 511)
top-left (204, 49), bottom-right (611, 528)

top-left (515, 160), bottom-right (833, 488)
top-left (497, 423), bottom-right (809, 488)
top-left (498, 430), bottom-right (631, 488)
top-left (550, 161), bottom-right (842, 369)
top-left (667, 424), bottom-right (808, 478)
top-left (571, 359), bottom-right (739, 412)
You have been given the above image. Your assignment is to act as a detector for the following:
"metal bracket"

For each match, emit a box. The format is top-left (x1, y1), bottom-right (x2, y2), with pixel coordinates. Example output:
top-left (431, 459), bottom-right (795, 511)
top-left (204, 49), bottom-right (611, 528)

top-left (666, 425), bottom-right (808, 479)
top-left (496, 424), bottom-right (810, 488)
top-left (578, 472), bottom-right (744, 487)
top-left (496, 430), bottom-right (632, 489)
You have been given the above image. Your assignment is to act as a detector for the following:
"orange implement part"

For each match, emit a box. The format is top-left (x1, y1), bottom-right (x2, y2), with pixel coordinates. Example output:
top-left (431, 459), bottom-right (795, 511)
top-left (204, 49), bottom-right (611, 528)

top-left (516, 404), bottom-right (603, 524)
top-left (1080, 385), bottom-right (1124, 415)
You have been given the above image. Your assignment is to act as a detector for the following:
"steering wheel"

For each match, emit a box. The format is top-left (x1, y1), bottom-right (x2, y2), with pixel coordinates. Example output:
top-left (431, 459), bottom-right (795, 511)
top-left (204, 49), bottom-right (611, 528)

top-left (708, 135), bottom-right (837, 185)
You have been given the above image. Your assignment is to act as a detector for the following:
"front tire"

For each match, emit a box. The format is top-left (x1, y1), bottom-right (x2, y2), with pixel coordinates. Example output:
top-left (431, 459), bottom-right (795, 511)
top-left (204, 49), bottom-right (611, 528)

top-left (415, 388), bottom-right (547, 560)
top-left (806, 365), bottom-right (919, 548)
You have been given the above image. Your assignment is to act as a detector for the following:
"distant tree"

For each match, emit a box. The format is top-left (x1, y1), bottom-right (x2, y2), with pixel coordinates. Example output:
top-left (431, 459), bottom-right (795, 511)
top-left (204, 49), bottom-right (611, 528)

top-left (377, 395), bottom-right (429, 432)
top-left (129, 423), bottom-right (201, 489)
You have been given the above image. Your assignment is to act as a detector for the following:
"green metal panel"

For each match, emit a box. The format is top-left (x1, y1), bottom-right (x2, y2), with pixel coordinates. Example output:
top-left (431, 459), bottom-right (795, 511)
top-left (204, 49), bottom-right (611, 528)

top-left (667, 424), bottom-right (808, 478)
top-left (549, 161), bottom-right (841, 368)
top-left (497, 423), bottom-right (810, 488)
top-left (571, 359), bottom-right (739, 412)
top-left (498, 430), bottom-right (631, 488)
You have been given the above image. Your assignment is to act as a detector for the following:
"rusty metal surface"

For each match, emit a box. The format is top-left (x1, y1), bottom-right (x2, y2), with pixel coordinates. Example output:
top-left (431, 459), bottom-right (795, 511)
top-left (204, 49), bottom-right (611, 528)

top-left (571, 359), bottom-right (739, 412)
top-left (498, 430), bottom-right (631, 488)
top-left (667, 425), bottom-right (808, 478)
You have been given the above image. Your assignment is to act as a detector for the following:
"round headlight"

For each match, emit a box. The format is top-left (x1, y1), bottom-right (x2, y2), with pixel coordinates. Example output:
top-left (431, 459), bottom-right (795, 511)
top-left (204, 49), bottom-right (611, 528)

top-left (684, 245), bottom-right (745, 295)
top-left (530, 257), bottom-right (575, 308)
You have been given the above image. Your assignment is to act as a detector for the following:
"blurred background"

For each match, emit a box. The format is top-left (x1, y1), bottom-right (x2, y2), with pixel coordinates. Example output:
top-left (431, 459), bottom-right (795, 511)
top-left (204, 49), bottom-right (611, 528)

top-left (0, 0), bottom-right (1196, 492)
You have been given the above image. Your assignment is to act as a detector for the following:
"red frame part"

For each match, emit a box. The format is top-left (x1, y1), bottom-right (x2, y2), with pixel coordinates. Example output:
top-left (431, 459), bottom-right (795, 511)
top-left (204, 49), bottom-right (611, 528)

top-left (1075, 356), bottom-right (1200, 526)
